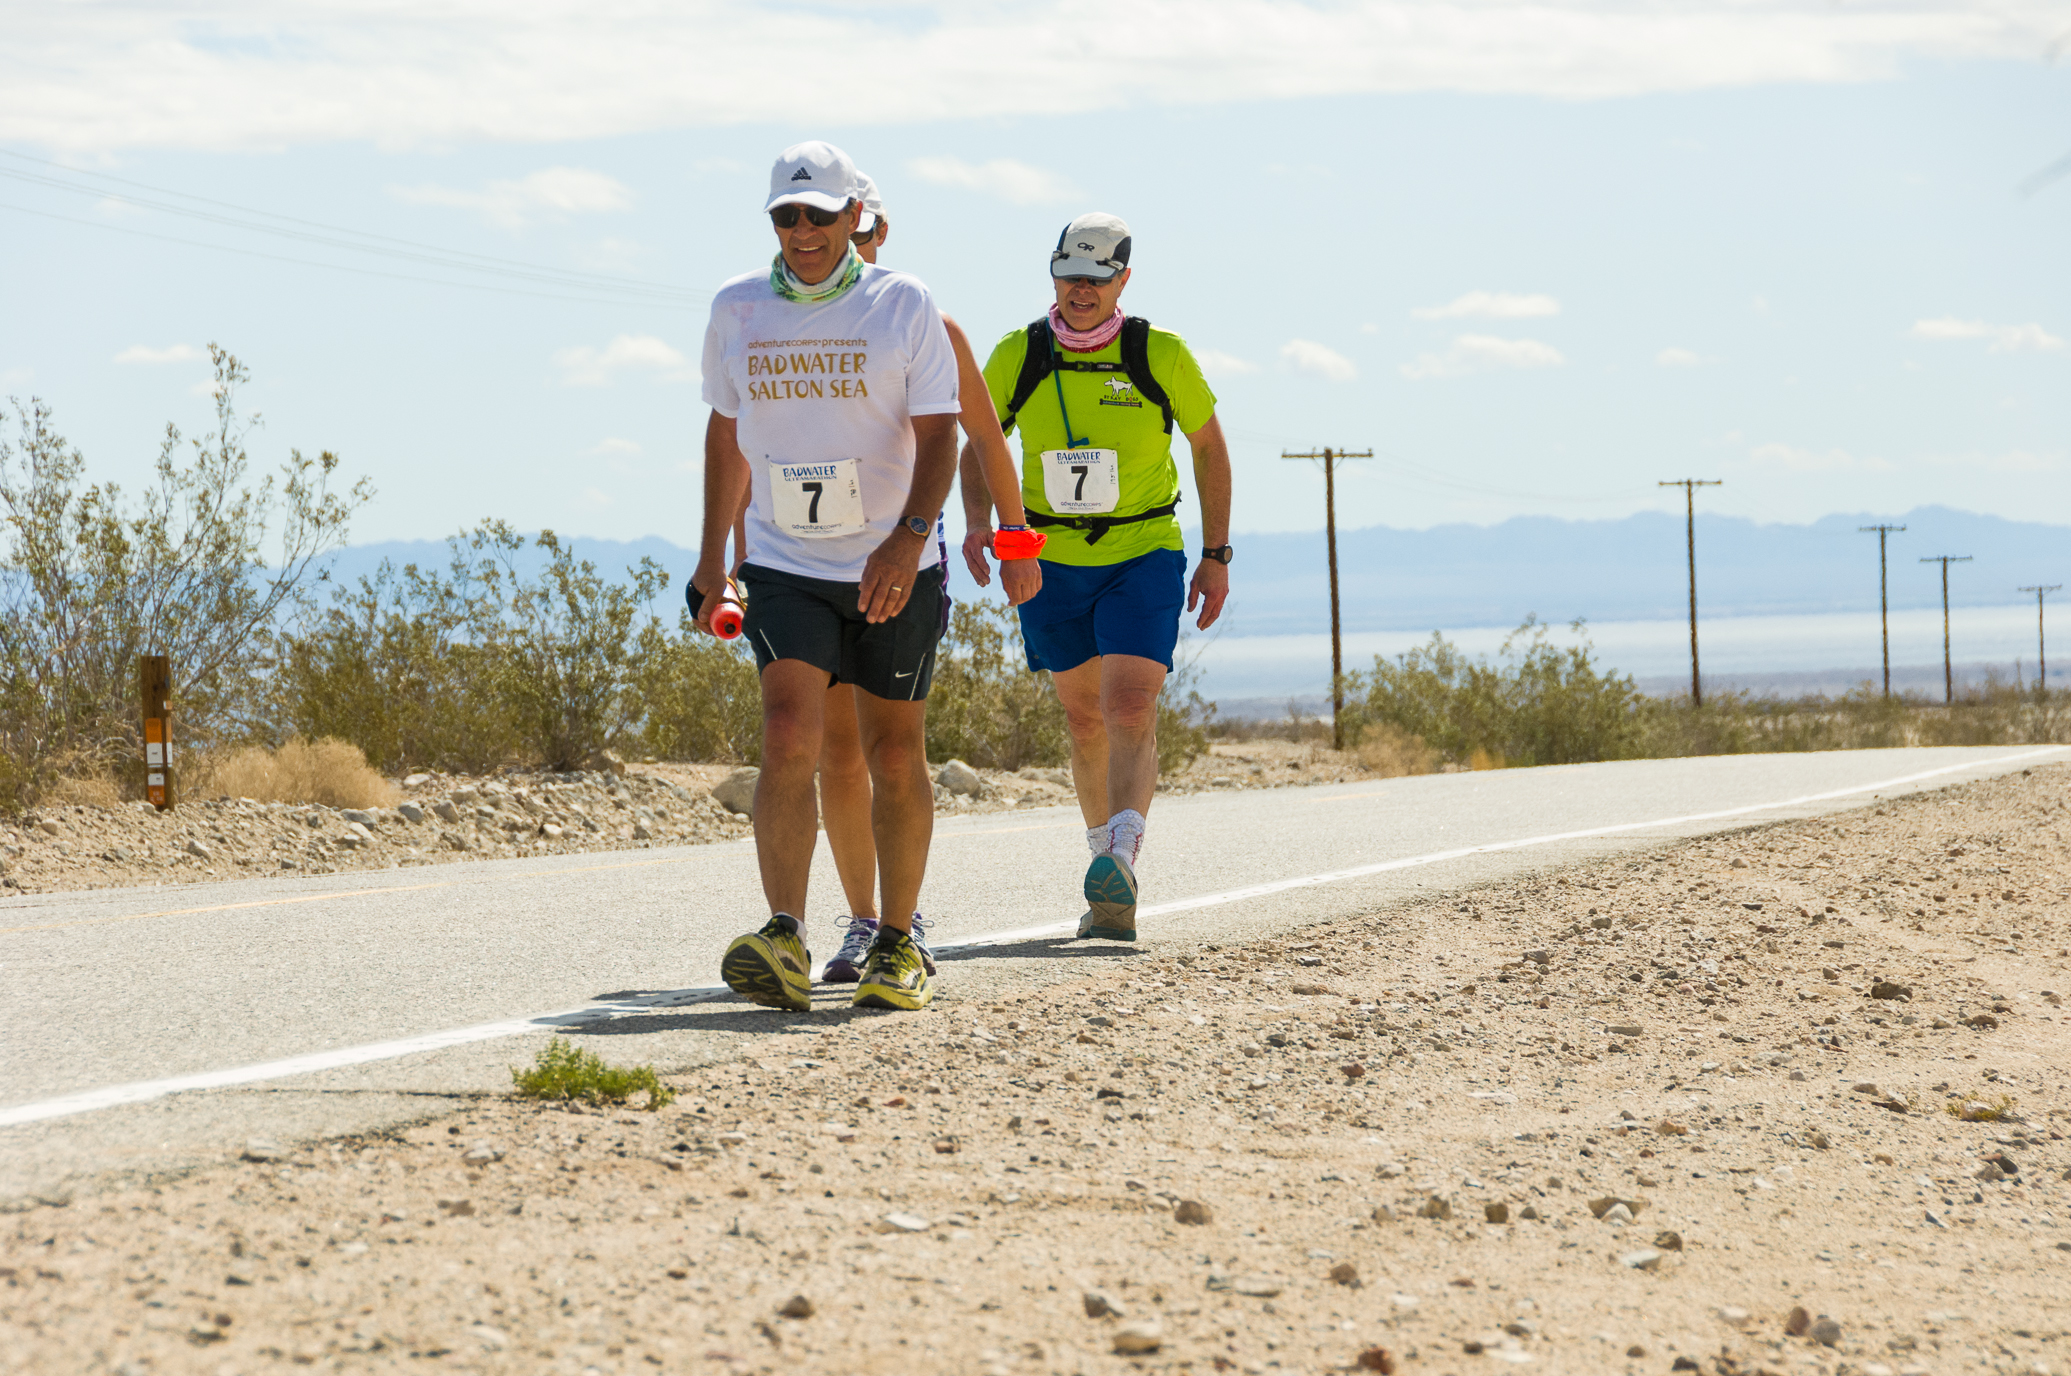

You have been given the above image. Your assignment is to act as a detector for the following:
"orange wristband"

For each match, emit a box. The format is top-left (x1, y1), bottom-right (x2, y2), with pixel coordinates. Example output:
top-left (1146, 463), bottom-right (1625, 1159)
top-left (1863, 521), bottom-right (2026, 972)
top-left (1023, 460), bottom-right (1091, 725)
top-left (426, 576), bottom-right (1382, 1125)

top-left (994, 528), bottom-right (1047, 560)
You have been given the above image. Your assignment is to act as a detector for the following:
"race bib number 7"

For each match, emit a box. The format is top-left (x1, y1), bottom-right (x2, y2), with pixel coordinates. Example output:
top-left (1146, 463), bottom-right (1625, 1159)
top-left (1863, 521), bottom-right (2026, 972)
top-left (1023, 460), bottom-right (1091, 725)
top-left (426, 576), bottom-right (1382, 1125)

top-left (769, 458), bottom-right (865, 538)
top-left (1040, 447), bottom-right (1120, 515)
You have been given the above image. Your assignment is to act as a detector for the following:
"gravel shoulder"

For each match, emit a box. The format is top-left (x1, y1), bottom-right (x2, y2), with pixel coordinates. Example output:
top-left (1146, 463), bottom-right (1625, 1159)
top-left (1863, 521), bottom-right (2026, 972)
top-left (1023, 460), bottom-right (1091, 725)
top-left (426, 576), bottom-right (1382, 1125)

top-left (4, 763), bottom-right (2068, 1376)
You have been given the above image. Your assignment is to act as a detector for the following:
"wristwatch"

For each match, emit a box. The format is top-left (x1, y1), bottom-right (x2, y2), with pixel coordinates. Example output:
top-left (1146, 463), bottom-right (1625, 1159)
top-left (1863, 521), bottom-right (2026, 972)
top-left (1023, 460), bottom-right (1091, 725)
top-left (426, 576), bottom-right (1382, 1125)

top-left (901, 514), bottom-right (931, 538)
top-left (1200, 544), bottom-right (1234, 565)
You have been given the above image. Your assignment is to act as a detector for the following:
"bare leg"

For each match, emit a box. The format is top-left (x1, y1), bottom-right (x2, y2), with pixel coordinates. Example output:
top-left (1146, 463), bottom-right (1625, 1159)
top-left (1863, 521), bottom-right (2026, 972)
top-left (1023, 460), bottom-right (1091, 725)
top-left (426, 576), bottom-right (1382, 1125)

top-left (1095, 654), bottom-right (1166, 817)
top-left (753, 660), bottom-right (828, 917)
top-left (817, 682), bottom-right (879, 920)
top-left (1049, 657), bottom-right (1111, 828)
top-left (851, 691), bottom-right (933, 934)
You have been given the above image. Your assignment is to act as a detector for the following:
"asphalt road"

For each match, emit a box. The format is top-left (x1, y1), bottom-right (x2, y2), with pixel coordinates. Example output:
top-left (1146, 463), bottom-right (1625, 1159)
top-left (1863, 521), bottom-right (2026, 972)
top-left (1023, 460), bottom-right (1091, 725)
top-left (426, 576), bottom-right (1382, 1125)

top-left (1, 744), bottom-right (2060, 1205)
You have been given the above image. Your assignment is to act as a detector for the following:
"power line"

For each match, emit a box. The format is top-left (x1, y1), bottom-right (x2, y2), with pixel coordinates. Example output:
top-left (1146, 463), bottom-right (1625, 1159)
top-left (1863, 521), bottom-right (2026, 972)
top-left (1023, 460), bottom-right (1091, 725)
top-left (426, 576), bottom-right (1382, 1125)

top-left (1919, 555), bottom-right (1973, 704)
top-left (1858, 523), bottom-right (1906, 698)
top-left (1659, 479), bottom-right (1722, 706)
top-left (1283, 446), bottom-right (1373, 751)
top-left (0, 150), bottom-right (706, 308)
top-left (0, 199), bottom-right (699, 311)
top-left (2017, 584), bottom-right (2061, 697)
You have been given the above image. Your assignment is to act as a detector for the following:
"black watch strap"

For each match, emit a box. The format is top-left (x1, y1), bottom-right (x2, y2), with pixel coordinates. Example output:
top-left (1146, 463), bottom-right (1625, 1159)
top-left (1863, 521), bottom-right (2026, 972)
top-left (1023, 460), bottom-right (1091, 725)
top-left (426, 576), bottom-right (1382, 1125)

top-left (1201, 544), bottom-right (1234, 565)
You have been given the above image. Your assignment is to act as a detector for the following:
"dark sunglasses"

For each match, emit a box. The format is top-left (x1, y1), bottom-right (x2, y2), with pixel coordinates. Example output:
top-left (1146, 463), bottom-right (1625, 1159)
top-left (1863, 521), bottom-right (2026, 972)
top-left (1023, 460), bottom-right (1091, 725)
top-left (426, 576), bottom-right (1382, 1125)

top-left (1057, 274), bottom-right (1117, 288)
top-left (770, 202), bottom-right (848, 229)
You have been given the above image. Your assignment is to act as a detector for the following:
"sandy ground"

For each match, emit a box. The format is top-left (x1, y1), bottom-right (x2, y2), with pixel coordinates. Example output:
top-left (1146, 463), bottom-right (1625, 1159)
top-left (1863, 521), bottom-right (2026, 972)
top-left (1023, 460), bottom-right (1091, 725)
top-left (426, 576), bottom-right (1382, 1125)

top-left (4, 762), bottom-right (2068, 1376)
top-left (0, 742), bottom-right (1400, 897)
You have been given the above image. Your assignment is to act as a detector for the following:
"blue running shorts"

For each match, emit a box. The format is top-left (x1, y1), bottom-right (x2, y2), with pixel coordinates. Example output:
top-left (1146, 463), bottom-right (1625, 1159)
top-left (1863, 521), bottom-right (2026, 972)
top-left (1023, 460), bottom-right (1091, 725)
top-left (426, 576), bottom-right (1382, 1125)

top-left (1015, 547), bottom-right (1187, 674)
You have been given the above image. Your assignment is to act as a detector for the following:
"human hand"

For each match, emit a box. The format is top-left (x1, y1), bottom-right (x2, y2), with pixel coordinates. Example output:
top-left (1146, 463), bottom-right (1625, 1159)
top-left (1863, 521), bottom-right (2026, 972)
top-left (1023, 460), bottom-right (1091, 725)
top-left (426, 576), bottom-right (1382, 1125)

top-left (961, 528), bottom-right (994, 587)
top-left (999, 556), bottom-right (1042, 607)
top-left (859, 531), bottom-right (925, 624)
top-left (1187, 558), bottom-right (1229, 630)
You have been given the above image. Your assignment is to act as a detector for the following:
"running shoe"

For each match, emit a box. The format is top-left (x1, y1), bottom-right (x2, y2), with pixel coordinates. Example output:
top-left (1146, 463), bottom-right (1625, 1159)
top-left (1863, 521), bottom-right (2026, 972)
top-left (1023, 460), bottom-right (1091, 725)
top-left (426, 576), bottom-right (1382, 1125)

top-left (853, 925), bottom-right (933, 1011)
top-left (1080, 852), bottom-right (1138, 941)
top-left (909, 910), bottom-right (937, 975)
top-left (720, 914), bottom-right (813, 1012)
top-left (821, 915), bottom-right (879, 983)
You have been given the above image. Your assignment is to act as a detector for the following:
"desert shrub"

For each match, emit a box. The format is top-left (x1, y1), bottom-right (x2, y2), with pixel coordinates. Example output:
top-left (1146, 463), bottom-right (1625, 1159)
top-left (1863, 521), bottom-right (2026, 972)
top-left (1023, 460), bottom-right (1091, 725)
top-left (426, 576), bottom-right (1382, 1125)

top-left (627, 612), bottom-right (764, 764)
top-left (1341, 617), bottom-right (1642, 767)
top-left (923, 600), bottom-right (1069, 770)
top-left (271, 523), bottom-right (668, 773)
top-left (198, 736), bottom-right (398, 808)
top-left (1355, 723), bottom-right (1439, 777)
top-left (0, 348), bottom-right (369, 813)
top-left (510, 1038), bottom-right (674, 1111)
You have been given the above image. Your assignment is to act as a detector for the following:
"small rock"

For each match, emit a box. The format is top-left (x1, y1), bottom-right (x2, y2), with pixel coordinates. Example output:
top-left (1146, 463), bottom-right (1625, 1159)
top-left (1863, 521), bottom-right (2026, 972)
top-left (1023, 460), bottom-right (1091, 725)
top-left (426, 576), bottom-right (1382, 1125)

top-left (1417, 1197), bottom-right (1452, 1220)
top-left (630, 821), bottom-right (653, 840)
top-left (935, 760), bottom-right (983, 797)
top-left (1111, 1319), bottom-right (1163, 1354)
top-left (1654, 1230), bottom-right (1683, 1251)
top-left (436, 1198), bottom-right (474, 1217)
top-left (1606, 1023), bottom-right (1643, 1037)
top-left (396, 802), bottom-right (426, 823)
top-left (1975, 1162), bottom-right (2006, 1183)
top-left (1627, 1345), bottom-right (1647, 1358)
top-left (225, 1269), bottom-right (253, 1286)
top-left (1602, 1202), bottom-right (1635, 1225)
top-left (1965, 1013), bottom-right (2000, 1030)
top-left (1621, 1248), bottom-right (1664, 1270)
top-left (777, 1294), bottom-right (814, 1319)
top-left (716, 1131), bottom-right (748, 1147)
top-left (1341, 1062), bottom-right (1366, 1079)
top-left (1784, 1306), bottom-right (1811, 1337)
top-left (1484, 1201), bottom-right (1510, 1224)
top-left (931, 1137), bottom-right (958, 1154)
top-left (1808, 1130), bottom-right (1832, 1149)
top-left (1655, 1119), bottom-right (1689, 1136)
top-left (875, 1211), bottom-right (931, 1234)
top-left (1851, 1082), bottom-right (1880, 1096)
top-left (462, 1143), bottom-right (503, 1163)
top-left (541, 823), bottom-right (564, 839)
top-left (1174, 1199), bottom-right (1213, 1225)
top-left (712, 768), bottom-right (760, 816)
top-left (1356, 1348), bottom-right (1397, 1373)
top-left (1718, 1306), bottom-right (1751, 1328)
top-left (1083, 1288), bottom-right (1126, 1318)
top-left (432, 801), bottom-right (461, 823)
top-left (1810, 1316), bottom-right (1842, 1347)
top-left (1870, 981), bottom-right (1912, 1000)
top-left (1587, 1196), bottom-right (1647, 1219)
top-left (241, 1138), bottom-right (283, 1163)
top-left (1329, 1261), bottom-right (1361, 1286)
top-left (403, 773), bottom-right (431, 787)
top-left (1371, 1204), bottom-right (1398, 1223)
top-left (185, 839), bottom-right (212, 860)
top-left (1232, 1277), bottom-right (1283, 1297)
top-left (341, 809), bottom-right (376, 827)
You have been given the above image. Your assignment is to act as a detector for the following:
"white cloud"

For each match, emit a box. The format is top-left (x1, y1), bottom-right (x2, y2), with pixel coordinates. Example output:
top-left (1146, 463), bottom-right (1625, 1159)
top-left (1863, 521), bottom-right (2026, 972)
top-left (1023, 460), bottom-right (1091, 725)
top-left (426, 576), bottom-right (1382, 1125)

top-left (1400, 334), bottom-right (1564, 380)
top-left (1411, 291), bottom-right (1560, 320)
top-left (389, 167), bottom-right (635, 230)
top-left (1195, 349), bottom-right (1261, 378)
top-left (1656, 347), bottom-right (1705, 367)
top-left (114, 343), bottom-right (203, 365)
top-left (4, 4), bottom-right (2055, 154)
top-left (1746, 441), bottom-right (1891, 472)
top-left (907, 157), bottom-right (1081, 207)
top-left (588, 437), bottom-right (643, 456)
top-left (1280, 339), bottom-right (1358, 383)
top-left (1907, 317), bottom-right (2066, 353)
top-left (553, 335), bottom-right (692, 387)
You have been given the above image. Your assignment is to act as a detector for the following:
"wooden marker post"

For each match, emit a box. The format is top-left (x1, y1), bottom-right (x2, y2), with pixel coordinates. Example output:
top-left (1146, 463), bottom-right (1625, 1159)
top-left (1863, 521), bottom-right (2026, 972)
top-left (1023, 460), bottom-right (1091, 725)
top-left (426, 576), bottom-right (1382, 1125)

top-left (140, 654), bottom-right (174, 810)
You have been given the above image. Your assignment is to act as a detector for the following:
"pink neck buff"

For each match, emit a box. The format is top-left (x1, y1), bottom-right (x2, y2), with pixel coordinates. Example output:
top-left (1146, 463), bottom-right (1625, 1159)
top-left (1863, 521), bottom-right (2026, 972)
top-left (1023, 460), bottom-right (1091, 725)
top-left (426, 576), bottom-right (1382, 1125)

top-left (1048, 303), bottom-right (1125, 352)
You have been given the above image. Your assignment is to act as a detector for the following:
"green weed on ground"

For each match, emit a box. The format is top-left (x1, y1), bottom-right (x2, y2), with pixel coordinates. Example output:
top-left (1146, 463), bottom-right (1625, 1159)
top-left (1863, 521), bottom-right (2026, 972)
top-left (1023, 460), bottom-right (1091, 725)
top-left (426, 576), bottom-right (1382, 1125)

top-left (510, 1038), bottom-right (676, 1111)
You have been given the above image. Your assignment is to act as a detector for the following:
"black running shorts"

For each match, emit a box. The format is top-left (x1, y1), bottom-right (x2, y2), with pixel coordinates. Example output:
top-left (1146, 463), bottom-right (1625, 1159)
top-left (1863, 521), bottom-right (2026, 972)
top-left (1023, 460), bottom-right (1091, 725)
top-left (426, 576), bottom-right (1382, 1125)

top-left (738, 562), bottom-right (946, 701)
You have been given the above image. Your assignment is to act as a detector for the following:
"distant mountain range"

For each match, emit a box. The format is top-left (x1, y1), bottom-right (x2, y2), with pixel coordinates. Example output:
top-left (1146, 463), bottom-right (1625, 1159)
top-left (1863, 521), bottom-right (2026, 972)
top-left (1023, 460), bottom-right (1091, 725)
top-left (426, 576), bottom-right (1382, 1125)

top-left (315, 505), bottom-right (2068, 639)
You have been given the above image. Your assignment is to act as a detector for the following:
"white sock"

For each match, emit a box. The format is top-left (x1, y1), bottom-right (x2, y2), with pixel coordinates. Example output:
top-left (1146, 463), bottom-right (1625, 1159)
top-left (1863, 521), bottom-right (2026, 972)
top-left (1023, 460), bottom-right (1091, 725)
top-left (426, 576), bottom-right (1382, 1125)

top-left (1086, 826), bottom-right (1108, 857)
top-left (1105, 809), bottom-right (1146, 866)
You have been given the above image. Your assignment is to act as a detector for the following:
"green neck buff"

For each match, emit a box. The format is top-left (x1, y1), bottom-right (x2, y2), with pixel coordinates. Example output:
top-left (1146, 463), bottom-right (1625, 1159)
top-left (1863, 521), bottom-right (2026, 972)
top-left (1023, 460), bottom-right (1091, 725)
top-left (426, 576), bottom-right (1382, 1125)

top-left (770, 246), bottom-right (863, 304)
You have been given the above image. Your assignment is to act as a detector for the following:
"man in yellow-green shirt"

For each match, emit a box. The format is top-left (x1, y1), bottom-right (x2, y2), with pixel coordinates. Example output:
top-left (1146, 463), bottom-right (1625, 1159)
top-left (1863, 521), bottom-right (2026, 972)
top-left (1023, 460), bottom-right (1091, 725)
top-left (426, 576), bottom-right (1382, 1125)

top-left (960, 211), bottom-right (1233, 941)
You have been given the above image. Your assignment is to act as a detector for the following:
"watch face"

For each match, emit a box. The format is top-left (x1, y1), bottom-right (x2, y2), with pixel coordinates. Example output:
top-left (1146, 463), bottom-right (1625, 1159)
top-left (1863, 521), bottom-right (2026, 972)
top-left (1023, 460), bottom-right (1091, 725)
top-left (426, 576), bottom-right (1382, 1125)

top-left (905, 516), bottom-right (929, 536)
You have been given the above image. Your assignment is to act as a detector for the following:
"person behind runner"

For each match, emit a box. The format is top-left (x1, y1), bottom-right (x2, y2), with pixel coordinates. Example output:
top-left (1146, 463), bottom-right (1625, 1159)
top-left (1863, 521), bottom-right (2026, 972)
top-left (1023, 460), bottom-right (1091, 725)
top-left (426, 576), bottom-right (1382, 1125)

top-left (962, 212), bottom-right (1232, 941)
top-left (787, 171), bottom-right (1042, 983)
top-left (693, 140), bottom-right (963, 1012)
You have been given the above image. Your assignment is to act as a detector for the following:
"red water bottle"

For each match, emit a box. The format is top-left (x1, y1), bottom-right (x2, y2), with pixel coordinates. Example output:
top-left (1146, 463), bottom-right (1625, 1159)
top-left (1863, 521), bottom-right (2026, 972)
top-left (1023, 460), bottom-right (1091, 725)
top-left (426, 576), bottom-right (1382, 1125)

top-left (689, 577), bottom-right (746, 640)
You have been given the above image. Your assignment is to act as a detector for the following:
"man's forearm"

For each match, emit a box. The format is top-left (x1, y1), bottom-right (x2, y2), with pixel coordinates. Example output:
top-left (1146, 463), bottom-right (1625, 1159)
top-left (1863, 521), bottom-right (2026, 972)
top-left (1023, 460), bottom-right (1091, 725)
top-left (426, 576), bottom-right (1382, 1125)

top-left (701, 414), bottom-right (751, 567)
top-left (958, 444), bottom-right (995, 529)
top-left (1190, 423), bottom-right (1233, 547)
top-left (901, 415), bottom-right (961, 525)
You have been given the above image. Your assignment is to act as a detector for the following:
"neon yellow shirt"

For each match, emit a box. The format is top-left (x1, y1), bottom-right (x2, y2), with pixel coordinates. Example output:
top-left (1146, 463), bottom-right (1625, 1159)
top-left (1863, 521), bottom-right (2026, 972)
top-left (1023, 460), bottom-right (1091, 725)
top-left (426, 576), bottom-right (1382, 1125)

top-left (980, 322), bottom-right (1218, 567)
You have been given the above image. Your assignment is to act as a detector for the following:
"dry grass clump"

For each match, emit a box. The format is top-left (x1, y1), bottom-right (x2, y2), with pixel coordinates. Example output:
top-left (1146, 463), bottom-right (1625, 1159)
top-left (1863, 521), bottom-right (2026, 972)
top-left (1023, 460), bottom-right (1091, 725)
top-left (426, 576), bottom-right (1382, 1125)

top-left (44, 772), bottom-right (126, 810)
top-left (200, 736), bottom-right (398, 808)
top-left (1354, 724), bottom-right (1438, 778)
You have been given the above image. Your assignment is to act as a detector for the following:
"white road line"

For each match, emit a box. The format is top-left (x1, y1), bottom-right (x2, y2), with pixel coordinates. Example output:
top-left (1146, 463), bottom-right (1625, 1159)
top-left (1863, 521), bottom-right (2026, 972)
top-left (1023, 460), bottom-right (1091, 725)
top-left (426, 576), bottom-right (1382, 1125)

top-left (2, 746), bottom-right (2057, 1130)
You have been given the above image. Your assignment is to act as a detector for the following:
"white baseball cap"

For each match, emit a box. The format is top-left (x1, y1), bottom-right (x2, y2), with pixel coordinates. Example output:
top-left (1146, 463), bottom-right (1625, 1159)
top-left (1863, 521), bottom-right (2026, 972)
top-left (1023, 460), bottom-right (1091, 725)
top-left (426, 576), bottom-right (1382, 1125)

top-left (765, 141), bottom-right (857, 213)
top-left (1050, 211), bottom-right (1132, 280)
top-left (853, 172), bottom-right (887, 234)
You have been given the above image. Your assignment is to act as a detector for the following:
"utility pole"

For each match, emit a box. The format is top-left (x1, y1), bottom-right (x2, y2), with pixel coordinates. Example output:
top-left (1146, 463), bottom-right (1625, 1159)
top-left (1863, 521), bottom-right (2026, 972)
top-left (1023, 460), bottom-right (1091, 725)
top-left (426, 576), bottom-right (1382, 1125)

top-left (1659, 479), bottom-right (1722, 706)
top-left (1283, 446), bottom-right (1373, 750)
top-left (1919, 555), bottom-right (1972, 704)
top-left (2017, 584), bottom-right (2060, 699)
top-left (1858, 523), bottom-right (1906, 698)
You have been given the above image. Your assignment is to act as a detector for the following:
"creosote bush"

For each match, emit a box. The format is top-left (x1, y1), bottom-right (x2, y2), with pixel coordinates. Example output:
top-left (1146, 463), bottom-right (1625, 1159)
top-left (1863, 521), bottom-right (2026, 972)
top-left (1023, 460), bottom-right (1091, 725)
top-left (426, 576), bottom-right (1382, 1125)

top-left (198, 736), bottom-right (398, 808)
top-left (511, 1038), bottom-right (675, 1110)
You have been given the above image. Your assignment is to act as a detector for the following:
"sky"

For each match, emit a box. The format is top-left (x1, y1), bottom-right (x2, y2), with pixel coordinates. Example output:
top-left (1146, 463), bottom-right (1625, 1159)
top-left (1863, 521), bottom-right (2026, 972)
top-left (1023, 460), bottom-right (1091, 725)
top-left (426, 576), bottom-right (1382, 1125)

top-left (4, 1), bottom-right (2071, 557)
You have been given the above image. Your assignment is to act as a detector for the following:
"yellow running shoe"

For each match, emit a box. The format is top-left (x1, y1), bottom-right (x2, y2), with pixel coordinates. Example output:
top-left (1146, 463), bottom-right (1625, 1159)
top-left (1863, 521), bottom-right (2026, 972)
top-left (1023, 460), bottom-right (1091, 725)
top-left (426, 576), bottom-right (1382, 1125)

top-left (721, 914), bottom-right (812, 1012)
top-left (853, 926), bottom-right (932, 1011)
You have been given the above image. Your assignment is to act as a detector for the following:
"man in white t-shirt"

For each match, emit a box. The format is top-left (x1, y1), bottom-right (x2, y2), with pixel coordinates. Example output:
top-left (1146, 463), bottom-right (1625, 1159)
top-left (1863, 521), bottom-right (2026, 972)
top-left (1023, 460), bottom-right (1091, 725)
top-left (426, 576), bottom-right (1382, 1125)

top-left (693, 140), bottom-right (961, 1013)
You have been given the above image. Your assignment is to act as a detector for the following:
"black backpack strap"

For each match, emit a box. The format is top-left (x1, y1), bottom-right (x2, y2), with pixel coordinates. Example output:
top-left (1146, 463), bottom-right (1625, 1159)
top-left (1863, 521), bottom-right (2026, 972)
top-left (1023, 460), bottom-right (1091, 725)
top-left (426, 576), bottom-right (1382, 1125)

top-left (998, 317), bottom-right (1056, 438)
top-left (1119, 317), bottom-right (1174, 434)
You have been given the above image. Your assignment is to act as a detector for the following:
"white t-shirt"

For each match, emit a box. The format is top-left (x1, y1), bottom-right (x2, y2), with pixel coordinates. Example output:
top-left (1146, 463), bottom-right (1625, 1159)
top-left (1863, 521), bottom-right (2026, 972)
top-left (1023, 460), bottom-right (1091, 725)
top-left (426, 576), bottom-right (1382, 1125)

top-left (701, 262), bottom-right (960, 583)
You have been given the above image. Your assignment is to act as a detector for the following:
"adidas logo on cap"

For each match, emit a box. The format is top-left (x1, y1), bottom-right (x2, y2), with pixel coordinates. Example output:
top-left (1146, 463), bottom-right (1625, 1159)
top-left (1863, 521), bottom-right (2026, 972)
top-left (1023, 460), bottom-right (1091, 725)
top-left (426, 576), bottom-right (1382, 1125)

top-left (790, 167), bottom-right (812, 181)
